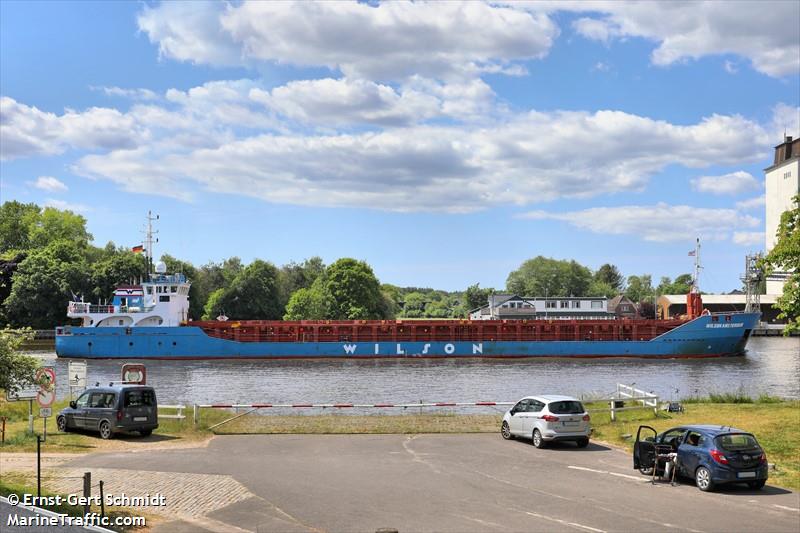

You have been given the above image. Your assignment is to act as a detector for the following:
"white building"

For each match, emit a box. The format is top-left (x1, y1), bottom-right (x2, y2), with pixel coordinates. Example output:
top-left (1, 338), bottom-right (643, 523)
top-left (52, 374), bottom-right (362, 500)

top-left (469, 294), bottom-right (612, 320)
top-left (765, 135), bottom-right (800, 295)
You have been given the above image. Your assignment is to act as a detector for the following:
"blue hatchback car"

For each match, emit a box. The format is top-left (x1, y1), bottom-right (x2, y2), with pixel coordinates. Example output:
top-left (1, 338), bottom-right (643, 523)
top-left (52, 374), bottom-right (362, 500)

top-left (634, 425), bottom-right (768, 491)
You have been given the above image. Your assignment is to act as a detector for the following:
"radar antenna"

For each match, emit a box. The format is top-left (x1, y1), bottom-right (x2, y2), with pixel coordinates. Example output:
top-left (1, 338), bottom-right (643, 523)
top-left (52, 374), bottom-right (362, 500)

top-left (142, 211), bottom-right (159, 276)
top-left (741, 253), bottom-right (763, 313)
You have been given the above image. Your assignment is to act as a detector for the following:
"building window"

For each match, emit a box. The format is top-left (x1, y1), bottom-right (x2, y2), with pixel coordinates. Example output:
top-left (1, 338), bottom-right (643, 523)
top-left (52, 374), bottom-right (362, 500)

top-left (546, 301), bottom-right (557, 309)
top-left (572, 301), bottom-right (581, 308)
top-left (560, 301), bottom-right (569, 308)
top-left (591, 301), bottom-right (603, 309)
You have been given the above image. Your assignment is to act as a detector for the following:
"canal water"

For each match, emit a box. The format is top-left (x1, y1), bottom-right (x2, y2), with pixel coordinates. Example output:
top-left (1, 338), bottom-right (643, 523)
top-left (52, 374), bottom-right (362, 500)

top-left (31, 336), bottom-right (800, 408)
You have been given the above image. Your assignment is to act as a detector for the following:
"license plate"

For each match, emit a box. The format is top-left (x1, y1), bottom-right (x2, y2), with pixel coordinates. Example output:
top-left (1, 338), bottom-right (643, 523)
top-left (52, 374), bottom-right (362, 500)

top-left (562, 421), bottom-right (579, 427)
top-left (133, 416), bottom-right (147, 422)
top-left (737, 471), bottom-right (756, 479)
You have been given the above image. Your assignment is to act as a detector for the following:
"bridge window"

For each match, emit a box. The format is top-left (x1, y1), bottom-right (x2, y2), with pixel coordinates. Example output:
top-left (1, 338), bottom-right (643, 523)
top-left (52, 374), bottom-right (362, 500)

top-left (159, 295), bottom-right (170, 302)
top-left (171, 286), bottom-right (177, 293)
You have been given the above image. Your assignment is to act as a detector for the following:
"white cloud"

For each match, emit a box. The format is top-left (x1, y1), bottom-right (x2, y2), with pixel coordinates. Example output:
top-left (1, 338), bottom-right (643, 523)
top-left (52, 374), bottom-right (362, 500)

top-left (138, 1), bottom-right (559, 80)
top-left (770, 103), bottom-right (800, 140)
top-left (0, 96), bottom-right (145, 160)
top-left (32, 176), bottom-right (68, 193)
top-left (691, 171), bottom-right (761, 195)
top-left (520, 204), bottom-right (760, 242)
top-left (724, 61), bottom-right (738, 74)
top-left (251, 77), bottom-right (496, 127)
top-left (566, 1), bottom-right (800, 77)
top-left (43, 199), bottom-right (91, 213)
top-left (92, 86), bottom-right (158, 100)
top-left (732, 231), bottom-right (764, 246)
top-left (591, 62), bottom-right (611, 73)
top-left (74, 108), bottom-right (773, 213)
top-left (736, 195), bottom-right (766, 211)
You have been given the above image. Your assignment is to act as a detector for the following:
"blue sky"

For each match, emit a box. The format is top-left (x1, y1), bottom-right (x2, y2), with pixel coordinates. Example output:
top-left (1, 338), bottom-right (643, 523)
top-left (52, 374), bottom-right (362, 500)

top-left (1, 1), bottom-right (799, 293)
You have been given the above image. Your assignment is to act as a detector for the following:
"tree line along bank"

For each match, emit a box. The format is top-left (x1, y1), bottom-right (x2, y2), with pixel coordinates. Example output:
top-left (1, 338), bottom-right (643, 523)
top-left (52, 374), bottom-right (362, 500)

top-left (0, 200), bottom-right (724, 329)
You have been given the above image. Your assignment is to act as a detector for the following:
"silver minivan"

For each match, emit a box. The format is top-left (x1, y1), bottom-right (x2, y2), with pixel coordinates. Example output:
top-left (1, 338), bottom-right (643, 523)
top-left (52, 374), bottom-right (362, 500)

top-left (501, 395), bottom-right (591, 448)
top-left (57, 385), bottom-right (158, 439)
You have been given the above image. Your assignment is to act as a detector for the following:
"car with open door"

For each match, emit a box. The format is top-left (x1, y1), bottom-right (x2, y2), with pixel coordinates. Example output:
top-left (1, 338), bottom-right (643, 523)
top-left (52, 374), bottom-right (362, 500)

top-left (501, 395), bottom-right (591, 448)
top-left (634, 425), bottom-right (768, 491)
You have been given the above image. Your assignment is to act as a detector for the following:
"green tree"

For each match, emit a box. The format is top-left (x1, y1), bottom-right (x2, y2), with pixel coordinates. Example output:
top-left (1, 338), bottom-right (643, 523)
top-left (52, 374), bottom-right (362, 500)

top-left (325, 258), bottom-right (389, 319)
top-left (656, 274), bottom-right (693, 295)
top-left (507, 256), bottom-right (593, 297)
top-left (203, 260), bottom-right (283, 320)
top-left (283, 282), bottom-right (333, 320)
top-left (194, 257), bottom-right (244, 319)
top-left (0, 201), bottom-right (40, 255)
top-left (91, 251), bottom-right (148, 301)
top-left (29, 207), bottom-right (92, 250)
top-left (402, 291), bottom-right (429, 318)
top-left (762, 194), bottom-right (800, 334)
top-left (625, 274), bottom-right (654, 304)
top-left (587, 280), bottom-right (616, 298)
top-left (160, 254), bottom-right (203, 319)
top-left (3, 241), bottom-right (90, 329)
top-left (464, 283), bottom-right (492, 311)
top-left (0, 329), bottom-right (39, 395)
top-left (279, 257), bottom-right (326, 306)
top-left (594, 264), bottom-right (625, 291)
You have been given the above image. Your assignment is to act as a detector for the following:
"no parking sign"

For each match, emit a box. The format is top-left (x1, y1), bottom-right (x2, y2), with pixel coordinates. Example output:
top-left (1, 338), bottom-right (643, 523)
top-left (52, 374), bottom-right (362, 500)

top-left (36, 366), bottom-right (56, 408)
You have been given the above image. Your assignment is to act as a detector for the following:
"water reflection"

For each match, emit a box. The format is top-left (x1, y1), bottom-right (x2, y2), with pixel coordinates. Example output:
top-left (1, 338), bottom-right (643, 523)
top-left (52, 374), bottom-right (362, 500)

top-left (39, 336), bottom-right (799, 406)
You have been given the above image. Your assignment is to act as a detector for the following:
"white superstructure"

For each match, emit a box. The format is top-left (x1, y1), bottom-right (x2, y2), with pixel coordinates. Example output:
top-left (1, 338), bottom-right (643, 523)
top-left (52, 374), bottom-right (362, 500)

top-left (765, 135), bottom-right (800, 295)
top-left (67, 262), bottom-right (191, 327)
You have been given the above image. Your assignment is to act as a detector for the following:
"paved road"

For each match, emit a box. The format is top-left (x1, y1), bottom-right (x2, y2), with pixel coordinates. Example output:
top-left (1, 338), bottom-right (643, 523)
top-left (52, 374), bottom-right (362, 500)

top-left (64, 434), bottom-right (799, 533)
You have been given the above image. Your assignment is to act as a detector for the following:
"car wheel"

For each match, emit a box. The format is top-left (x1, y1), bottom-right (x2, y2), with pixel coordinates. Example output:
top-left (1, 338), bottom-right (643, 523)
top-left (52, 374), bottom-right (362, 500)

top-left (99, 421), bottom-right (113, 440)
top-left (57, 416), bottom-right (68, 432)
top-left (532, 429), bottom-right (546, 448)
top-left (139, 429), bottom-right (153, 437)
top-left (501, 421), bottom-right (513, 440)
top-left (576, 438), bottom-right (589, 448)
top-left (695, 466), bottom-right (714, 492)
top-left (639, 466), bottom-right (654, 476)
top-left (747, 480), bottom-right (766, 489)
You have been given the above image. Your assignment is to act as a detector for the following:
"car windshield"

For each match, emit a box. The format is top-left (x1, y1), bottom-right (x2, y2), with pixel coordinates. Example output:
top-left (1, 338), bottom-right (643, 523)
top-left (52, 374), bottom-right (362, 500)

top-left (715, 433), bottom-right (760, 451)
top-left (548, 400), bottom-right (584, 414)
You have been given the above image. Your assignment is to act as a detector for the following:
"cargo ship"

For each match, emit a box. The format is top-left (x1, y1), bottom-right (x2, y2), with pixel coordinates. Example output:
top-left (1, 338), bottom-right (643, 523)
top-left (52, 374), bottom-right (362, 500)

top-left (55, 218), bottom-right (759, 360)
top-left (55, 264), bottom-right (759, 360)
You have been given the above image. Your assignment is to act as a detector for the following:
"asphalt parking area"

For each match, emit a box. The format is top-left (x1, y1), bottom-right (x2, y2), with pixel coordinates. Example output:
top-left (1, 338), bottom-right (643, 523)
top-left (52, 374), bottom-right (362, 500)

top-left (63, 434), bottom-right (799, 532)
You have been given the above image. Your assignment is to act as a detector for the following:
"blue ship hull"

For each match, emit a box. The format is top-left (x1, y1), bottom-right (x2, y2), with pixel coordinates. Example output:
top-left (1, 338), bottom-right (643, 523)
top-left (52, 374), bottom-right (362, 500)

top-left (56, 313), bottom-right (760, 360)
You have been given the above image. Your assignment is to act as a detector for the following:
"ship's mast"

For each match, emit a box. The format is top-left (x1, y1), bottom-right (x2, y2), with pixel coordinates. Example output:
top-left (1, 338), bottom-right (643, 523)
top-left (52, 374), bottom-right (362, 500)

top-left (691, 237), bottom-right (701, 294)
top-left (142, 211), bottom-right (159, 276)
top-left (742, 253), bottom-right (763, 313)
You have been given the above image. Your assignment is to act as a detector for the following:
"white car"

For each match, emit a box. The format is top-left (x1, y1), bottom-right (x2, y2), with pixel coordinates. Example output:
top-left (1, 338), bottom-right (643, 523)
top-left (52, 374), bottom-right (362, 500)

top-left (501, 395), bottom-right (591, 448)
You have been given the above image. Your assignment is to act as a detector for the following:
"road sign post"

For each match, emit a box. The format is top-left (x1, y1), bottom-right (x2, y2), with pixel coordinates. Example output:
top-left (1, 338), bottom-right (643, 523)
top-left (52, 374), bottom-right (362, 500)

top-left (68, 361), bottom-right (87, 399)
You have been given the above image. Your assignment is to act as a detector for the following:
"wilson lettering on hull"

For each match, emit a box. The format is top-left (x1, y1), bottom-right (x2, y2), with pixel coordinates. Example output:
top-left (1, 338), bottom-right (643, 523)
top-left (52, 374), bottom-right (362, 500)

top-left (56, 312), bottom-right (759, 360)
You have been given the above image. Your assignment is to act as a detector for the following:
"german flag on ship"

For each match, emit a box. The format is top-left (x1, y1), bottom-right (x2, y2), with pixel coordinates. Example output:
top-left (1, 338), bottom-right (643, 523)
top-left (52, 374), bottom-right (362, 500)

top-left (131, 245), bottom-right (144, 254)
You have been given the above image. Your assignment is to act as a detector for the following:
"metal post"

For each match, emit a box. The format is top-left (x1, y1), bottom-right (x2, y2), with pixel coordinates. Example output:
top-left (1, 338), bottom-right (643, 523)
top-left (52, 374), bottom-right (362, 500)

top-left (193, 404), bottom-right (199, 426)
top-left (37, 435), bottom-right (41, 498)
top-left (43, 417), bottom-right (47, 443)
top-left (99, 480), bottom-right (105, 518)
top-left (83, 472), bottom-right (91, 516)
top-left (1, 416), bottom-right (6, 445)
top-left (28, 400), bottom-right (34, 434)
top-left (610, 400), bottom-right (616, 422)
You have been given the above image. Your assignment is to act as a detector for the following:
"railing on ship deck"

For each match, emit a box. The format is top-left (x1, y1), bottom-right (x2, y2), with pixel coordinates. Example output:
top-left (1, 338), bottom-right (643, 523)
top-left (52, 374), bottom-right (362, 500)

top-left (189, 319), bottom-right (686, 344)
